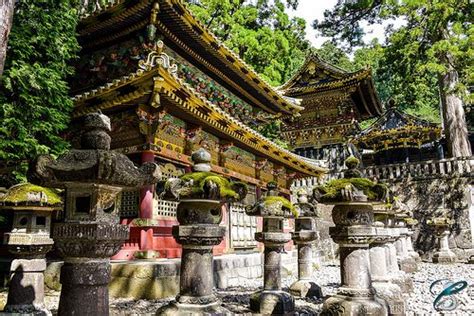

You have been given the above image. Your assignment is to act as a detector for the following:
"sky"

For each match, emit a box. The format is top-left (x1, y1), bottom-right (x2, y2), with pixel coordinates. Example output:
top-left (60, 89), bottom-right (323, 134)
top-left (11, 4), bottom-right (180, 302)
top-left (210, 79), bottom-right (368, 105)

top-left (287, 0), bottom-right (401, 49)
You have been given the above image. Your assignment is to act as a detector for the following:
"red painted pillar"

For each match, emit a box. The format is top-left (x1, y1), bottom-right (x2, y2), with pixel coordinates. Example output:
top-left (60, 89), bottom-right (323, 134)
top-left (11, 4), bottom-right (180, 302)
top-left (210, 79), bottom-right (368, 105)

top-left (138, 150), bottom-right (156, 258)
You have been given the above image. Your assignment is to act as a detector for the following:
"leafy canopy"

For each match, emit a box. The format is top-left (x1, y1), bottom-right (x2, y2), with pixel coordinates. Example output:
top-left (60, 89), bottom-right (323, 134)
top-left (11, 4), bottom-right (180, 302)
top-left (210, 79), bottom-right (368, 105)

top-left (0, 1), bottom-right (80, 182)
top-left (188, 0), bottom-right (309, 86)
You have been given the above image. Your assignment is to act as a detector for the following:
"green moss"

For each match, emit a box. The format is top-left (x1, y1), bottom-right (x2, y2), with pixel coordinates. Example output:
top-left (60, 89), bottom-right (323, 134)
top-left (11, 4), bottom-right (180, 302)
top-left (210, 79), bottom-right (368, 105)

top-left (264, 196), bottom-right (298, 217)
top-left (316, 178), bottom-right (388, 202)
top-left (2, 183), bottom-right (62, 205)
top-left (344, 156), bottom-right (360, 168)
top-left (180, 172), bottom-right (247, 200)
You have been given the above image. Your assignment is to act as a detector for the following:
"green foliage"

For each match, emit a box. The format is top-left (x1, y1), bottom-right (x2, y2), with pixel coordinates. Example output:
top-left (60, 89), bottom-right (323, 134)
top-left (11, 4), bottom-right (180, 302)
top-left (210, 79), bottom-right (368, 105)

top-left (312, 41), bottom-right (353, 71)
top-left (316, 178), bottom-right (388, 202)
top-left (0, 1), bottom-right (80, 181)
top-left (1, 183), bottom-right (62, 205)
top-left (180, 171), bottom-right (247, 200)
top-left (188, 0), bottom-right (310, 86)
top-left (263, 195), bottom-right (298, 217)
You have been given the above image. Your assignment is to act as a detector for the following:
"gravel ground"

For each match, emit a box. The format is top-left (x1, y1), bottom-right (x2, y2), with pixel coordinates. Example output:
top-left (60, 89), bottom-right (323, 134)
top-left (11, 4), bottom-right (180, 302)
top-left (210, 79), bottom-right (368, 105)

top-left (0, 262), bottom-right (472, 315)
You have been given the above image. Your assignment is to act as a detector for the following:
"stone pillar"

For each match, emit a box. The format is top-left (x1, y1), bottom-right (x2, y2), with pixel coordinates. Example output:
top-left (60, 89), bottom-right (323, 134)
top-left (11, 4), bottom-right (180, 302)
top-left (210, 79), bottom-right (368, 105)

top-left (157, 148), bottom-right (246, 315)
top-left (250, 219), bottom-right (294, 314)
top-left (321, 203), bottom-right (388, 315)
top-left (5, 258), bottom-right (50, 315)
top-left (405, 227), bottom-right (421, 263)
top-left (289, 190), bottom-right (322, 298)
top-left (157, 200), bottom-right (229, 315)
top-left (385, 229), bottom-right (413, 293)
top-left (432, 227), bottom-right (457, 263)
top-left (370, 228), bottom-right (406, 316)
top-left (246, 183), bottom-right (295, 315)
top-left (395, 227), bottom-right (417, 273)
top-left (29, 112), bottom-right (161, 316)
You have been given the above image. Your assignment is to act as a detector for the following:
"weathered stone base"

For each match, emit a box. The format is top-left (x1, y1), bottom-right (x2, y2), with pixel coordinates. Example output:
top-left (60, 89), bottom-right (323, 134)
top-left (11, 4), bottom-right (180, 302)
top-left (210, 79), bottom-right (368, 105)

top-left (45, 253), bottom-right (266, 299)
top-left (289, 279), bottom-right (323, 298)
top-left (389, 273), bottom-right (413, 293)
top-left (372, 282), bottom-right (406, 316)
top-left (58, 260), bottom-right (110, 316)
top-left (3, 304), bottom-right (52, 316)
top-left (110, 260), bottom-right (180, 300)
top-left (432, 251), bottom-right (457, 263)
top-left (321, 293), bottom-right (388, 316)
top-left (408, 251), bottom-right (421, 263)
top-left (4, 258), bottom-right (50, 316)
top-left (398, 257), bottom-right (417, 273)
top-left (156, 300), bottom-right (230, 316)
top-left (249, 290), bottom-right (295, 315)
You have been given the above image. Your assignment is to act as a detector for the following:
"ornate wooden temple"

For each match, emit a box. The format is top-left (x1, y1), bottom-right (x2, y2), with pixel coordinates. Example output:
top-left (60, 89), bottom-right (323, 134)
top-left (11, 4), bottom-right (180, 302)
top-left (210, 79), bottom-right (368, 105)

top-left (279, 53), bottom-right (383, 170)
top-left (351, 100), bottom-right (443, 165)
top-left (70, 0), bottom-right (325, 259)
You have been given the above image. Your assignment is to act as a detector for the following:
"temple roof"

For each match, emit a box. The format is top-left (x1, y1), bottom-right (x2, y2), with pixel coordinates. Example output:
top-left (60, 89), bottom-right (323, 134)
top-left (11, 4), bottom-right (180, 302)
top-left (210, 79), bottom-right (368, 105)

top-left (353, 104), bottom-right (442, 151)
top-left (279, 53), bottom-right (382, 119)
top-left (77, 0), bottom-right (302, 116)
top-left (72, 50), bottom-right (327, 178)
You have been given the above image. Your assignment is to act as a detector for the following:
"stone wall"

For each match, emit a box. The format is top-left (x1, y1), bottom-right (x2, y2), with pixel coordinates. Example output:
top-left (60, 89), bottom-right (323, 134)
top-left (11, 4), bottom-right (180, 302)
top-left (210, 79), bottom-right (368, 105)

top-left (291, 157), bottom-right (474, 262)
top-left (388, 178), bottom-right (473, 261)
top-left (39, 252), bottom-right (304, 300)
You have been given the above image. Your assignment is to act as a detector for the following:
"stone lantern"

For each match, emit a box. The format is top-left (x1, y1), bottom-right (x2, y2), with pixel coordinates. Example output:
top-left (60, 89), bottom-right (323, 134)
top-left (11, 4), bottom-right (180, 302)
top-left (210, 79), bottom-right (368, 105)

top-left (427, 217), bottom-right (457, 263)
top-left (289, 189), bottom-right (323, 298)
top-left (385, 208), bottom-right (413, 293)
top-left (246, 182), bottom-right (296, 315)
top-left (29, 112), bottom-right (161, 316)
top-left (314, 156), bottom-right (388, 315)
top-left (157, 148), bottom-right (247, 315)
top-left (369, 203), bottom-right (406, 315)
top-left (393, 209), bottom-right (417, 273)
top-left (0, 183), bottom-right (61, 315)
top-left (404, 217), bottom-right (421, 262)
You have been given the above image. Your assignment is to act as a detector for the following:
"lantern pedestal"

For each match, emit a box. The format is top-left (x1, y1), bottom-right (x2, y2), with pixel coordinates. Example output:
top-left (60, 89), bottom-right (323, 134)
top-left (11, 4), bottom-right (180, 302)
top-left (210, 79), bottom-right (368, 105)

top-left (289, 218), bottom-right (322, 298)
top-left (54, 223), bottom-right (129, 316)
top-left (249, 229), bottom-right (295, 315)
top-left (369, 228), bottom-right (405, 316)
top-left (432, 229), bottom-right (457, 263)
top-left (157, 199), bottom-right (229, 316)
top-left (406, 230), bottom-right (421, 263)
top-left (321, 203), bottom-right (388, 316)
top-left (395, 228), bottom-right (417, 273)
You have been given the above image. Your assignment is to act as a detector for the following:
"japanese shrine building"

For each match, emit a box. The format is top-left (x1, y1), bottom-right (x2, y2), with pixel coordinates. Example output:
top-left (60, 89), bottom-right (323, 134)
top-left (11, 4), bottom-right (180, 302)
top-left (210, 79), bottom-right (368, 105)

top-left (279, 53), bottom-right (383, 170)
top-left (70, 0), bottom-right (325, 260)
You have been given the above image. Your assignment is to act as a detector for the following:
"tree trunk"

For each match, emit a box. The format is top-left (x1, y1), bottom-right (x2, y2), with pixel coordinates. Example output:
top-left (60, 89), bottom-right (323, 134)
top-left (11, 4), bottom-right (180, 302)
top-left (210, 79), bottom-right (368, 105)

top-left (0, 0), bottom-right (15, 77)
top-left (438, 59), bottom-right (471, 158)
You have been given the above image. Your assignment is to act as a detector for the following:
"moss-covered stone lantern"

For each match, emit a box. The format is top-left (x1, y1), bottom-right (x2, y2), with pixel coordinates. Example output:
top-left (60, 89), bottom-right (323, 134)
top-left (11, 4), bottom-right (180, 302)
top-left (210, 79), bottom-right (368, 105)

top-left (245, 181), bottom-right (297, 315)
top-left (156, 148), bottom-right (247, 315)
top-left (0, 183), bottom-right (62, 315)
top-left (314, 156), bottom-right (388, 315)
top-left (28, 112), bottom-right (161, 316)
top-left (427, 217), bottom-right (457, 263)
top-left (289, 188), bottom-right (323, 299)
